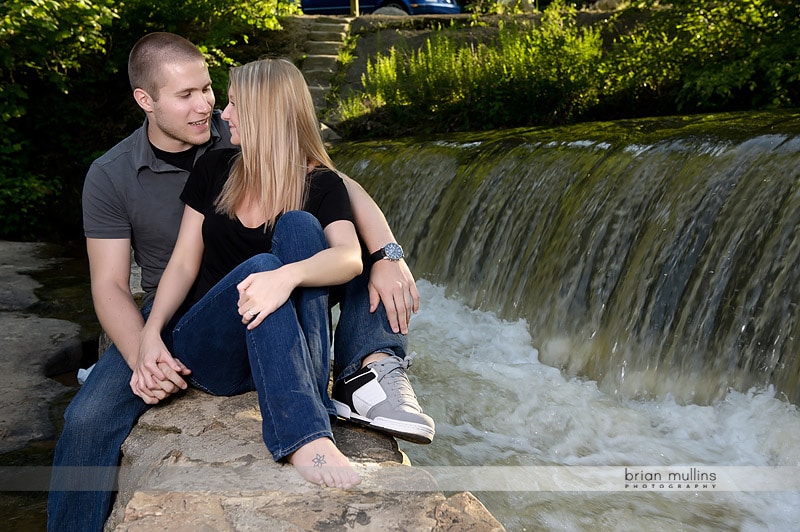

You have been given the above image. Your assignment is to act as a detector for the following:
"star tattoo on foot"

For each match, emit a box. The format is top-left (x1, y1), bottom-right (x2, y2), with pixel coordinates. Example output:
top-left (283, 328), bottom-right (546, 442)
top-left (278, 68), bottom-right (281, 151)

top-left (312, 454), bottom-right (326, 468)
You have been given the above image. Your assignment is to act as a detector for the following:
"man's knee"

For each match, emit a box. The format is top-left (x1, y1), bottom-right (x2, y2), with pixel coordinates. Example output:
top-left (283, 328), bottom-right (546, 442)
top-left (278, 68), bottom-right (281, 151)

top-left (61, 395), bottom-right (110, 438)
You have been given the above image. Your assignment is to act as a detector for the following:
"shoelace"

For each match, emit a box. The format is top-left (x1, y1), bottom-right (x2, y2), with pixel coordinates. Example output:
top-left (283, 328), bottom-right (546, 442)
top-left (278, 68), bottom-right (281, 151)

top-left (372, 353), bottom-right (421, 411)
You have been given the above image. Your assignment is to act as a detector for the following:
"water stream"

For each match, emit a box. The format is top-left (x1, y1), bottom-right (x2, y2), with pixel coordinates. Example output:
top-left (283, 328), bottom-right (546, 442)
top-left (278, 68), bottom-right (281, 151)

top-left (402, 280), bottom-right (799, 530)
top-left (331, 110), bottom-right (800, 530)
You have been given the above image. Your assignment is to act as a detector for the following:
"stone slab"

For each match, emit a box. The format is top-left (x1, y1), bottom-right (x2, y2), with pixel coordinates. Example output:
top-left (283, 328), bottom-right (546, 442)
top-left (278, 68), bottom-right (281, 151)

top-left (109, 389), bottom-right (504, 531)
top-left (0, 241), bottom-right (80, 453)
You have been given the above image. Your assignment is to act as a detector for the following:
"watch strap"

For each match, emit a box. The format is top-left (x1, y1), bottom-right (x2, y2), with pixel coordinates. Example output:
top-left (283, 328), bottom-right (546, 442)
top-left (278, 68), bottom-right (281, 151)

top-left (369, 247), bottom-right (387, 264)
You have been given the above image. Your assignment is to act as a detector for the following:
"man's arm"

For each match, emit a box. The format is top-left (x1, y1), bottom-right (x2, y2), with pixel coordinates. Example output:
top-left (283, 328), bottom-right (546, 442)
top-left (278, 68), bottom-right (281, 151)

top-left (340, 175), bottom-right (420, 334)
top-left (87, 237), bottom-right (144, 367)
top-left (86, 238), bottom-right (188, 401)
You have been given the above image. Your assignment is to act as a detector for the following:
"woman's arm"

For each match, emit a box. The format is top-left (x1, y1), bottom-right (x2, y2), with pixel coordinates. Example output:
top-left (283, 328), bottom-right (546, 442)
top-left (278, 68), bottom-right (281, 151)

top-left (236, 219), bottom-right (362, 330)
top-left (133, 206), bottom-right (204, 401)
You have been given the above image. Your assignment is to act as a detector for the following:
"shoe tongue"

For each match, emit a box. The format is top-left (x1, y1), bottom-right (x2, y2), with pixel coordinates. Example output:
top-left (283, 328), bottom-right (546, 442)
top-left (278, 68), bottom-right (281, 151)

top-left (369, 356), bottom-right (415, 385)
top-left (374, 361), bottom-right (399, 379)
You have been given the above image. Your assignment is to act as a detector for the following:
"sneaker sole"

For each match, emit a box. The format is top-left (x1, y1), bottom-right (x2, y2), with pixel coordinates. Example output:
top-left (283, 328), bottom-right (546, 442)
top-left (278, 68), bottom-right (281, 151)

top-left (332, 399), bottom-right (434, 444)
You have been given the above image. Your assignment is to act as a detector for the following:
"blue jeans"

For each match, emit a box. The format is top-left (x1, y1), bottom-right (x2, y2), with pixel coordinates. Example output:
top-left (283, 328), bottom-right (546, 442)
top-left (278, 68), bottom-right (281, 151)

top-left (332, 264), bottom-right (408, 386)
top-left (171, 211), bottom-right (334, 459)
top-left (47, 212), bottom-right (408, 532)
top-left (47, 337), bottom-right (151, 532)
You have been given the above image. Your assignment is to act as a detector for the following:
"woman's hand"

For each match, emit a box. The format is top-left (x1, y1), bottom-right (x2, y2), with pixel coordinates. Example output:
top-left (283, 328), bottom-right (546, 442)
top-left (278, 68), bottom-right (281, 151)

top-left (132, 328), bottom-right (191, 404)
top-left (368, 259), bottom-right (420, 334)
top-left (237, 267), bottom-right (297, 330)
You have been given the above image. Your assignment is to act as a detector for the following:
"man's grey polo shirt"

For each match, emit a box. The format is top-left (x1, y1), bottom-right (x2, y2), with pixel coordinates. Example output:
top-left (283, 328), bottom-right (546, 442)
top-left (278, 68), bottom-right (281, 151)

top-left (82, 110), bottom-right (233, 306)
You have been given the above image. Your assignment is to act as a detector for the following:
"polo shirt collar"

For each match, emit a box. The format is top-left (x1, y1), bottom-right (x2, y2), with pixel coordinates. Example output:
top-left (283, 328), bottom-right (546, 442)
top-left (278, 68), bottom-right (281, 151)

top-left (133, 113), bottom-right (221, 173)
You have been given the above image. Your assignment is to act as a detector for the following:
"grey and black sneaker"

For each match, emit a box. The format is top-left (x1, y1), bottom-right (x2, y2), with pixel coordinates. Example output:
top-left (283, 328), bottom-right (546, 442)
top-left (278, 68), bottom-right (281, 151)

top-left (332, 354), bottom-right (435, 444)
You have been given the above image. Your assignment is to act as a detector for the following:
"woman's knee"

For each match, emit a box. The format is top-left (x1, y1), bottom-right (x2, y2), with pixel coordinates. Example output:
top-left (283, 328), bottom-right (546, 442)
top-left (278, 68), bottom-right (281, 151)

top-left (275, 211), bottom-right (324, 241)
top-left (278, 210), bottom-right (319, 229)
top-left (239, 253), bottom-right (282, 273)
top-left (272, 211), bottom-right (326, 260)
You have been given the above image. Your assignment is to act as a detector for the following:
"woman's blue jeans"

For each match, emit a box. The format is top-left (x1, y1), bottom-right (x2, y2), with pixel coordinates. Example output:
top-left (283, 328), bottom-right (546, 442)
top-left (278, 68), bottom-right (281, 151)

top-left (169, 210), bottom-right (335, 460)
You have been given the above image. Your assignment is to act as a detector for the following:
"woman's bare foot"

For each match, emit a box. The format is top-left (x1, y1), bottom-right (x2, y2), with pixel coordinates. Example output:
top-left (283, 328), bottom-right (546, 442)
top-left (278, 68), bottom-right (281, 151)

top-left (288, 437), bottom-right (362, 488)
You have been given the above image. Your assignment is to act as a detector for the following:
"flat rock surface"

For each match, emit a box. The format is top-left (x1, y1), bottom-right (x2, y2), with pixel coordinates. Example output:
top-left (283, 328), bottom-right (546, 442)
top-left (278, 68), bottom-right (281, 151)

top-left (109, 390), bottom-right (504, 531)
top-left (0, 241), bottom-right (81, 454)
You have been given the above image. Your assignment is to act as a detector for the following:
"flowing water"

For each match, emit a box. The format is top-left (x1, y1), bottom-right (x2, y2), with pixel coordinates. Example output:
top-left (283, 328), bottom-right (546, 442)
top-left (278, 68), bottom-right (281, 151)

top-left (330, 110), bottom-right (800, 530)
top-left (403, 280), bottom-right (799, 530)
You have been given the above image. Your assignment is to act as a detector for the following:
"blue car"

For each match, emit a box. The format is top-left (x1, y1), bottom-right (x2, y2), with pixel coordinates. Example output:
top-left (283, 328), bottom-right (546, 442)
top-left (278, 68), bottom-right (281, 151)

top-left (300, 0), bottom-right (461, 15)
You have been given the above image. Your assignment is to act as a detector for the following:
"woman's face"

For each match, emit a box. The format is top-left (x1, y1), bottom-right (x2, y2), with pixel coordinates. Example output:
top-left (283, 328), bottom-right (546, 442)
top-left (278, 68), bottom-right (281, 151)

top-left (221, 88), bottom-right (240, 145)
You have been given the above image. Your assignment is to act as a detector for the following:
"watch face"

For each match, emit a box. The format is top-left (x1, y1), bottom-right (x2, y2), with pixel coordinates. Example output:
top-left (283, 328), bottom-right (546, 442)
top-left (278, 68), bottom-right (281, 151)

top-left (384, 242), bottom-right (404, 261)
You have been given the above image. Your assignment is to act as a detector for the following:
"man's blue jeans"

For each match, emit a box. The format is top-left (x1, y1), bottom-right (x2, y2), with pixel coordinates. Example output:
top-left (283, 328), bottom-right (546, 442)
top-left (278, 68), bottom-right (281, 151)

top-left (47, 211), bottom-right (408, 532)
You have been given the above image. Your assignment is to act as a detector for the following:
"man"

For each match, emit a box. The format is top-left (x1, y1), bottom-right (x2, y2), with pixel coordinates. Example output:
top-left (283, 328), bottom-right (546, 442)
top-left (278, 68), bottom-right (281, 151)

top-left (48, 32), bottom-right (433, 531)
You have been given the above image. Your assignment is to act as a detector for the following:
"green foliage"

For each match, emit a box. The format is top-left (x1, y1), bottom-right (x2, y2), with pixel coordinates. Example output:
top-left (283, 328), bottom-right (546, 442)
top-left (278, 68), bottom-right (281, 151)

top-left (0, 172), bottom-right (58, 240)
top-left (336, 0), bottom-right (800, 137)
top-left (0, 0), bottom-right (117, 239)
top-left (0, 0), bottom-right (118, 88)
top-left (0, 0), bottom-right (299, 241)
top-left (114, 0), bottom-right (298, 50)
top-left (338, 1), bottom-right (603, 135)
top-left (604, 0), bottom-right (800, 113)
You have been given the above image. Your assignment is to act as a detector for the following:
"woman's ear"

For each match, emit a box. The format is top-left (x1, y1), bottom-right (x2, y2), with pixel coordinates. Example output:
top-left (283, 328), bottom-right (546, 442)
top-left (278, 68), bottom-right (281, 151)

top-left (133, 88), bottom-right (154, 113)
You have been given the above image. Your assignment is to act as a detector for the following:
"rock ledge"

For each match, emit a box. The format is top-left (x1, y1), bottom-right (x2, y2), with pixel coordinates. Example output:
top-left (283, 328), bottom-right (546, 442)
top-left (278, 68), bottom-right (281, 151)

top-left (108, 389), bottom-right (504, 531)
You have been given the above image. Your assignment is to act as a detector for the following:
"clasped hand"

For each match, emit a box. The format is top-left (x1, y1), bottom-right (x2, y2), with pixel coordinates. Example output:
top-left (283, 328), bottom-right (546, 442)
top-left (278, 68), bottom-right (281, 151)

top-left (132, 330), bottom-right (191, 405)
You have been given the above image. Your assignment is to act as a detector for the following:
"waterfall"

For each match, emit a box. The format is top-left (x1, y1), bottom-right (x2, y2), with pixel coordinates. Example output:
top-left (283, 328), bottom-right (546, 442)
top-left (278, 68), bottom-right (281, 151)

top-left (332, 111), bottom-right (800, 405)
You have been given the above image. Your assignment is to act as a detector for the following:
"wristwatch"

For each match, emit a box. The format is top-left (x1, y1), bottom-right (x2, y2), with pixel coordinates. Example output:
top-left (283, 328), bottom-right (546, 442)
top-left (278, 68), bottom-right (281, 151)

top-left (370, 242), bottom-right (404, 264)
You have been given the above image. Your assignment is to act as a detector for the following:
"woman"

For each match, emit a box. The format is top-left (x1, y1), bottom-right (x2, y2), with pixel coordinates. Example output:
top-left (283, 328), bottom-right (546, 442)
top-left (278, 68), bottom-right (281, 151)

top-left (135, 58), bottom-right (363, 488)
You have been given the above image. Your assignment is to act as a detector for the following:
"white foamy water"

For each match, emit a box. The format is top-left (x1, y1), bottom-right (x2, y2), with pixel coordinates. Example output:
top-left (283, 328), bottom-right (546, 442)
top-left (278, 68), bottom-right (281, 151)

top-left (401, 280), bottom-right (800, 531)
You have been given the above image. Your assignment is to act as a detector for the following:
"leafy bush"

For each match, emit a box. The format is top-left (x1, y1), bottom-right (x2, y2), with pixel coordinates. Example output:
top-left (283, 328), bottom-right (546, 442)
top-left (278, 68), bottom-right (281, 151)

top-left (338, 1), bottom-right (603, 136)
top-left (0, 0), bottom-right (118, 239)
top-left (336, 0), bottom-right (800, 137)
top-left (0, 0), bottom-right (299, 241)
top-left (603, 0), bottom-right (800, 114)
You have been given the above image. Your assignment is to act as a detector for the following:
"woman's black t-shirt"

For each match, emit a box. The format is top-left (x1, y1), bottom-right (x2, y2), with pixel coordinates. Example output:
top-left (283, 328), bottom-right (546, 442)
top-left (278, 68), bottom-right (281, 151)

top-left (179, 148), bottom-right (353, 307)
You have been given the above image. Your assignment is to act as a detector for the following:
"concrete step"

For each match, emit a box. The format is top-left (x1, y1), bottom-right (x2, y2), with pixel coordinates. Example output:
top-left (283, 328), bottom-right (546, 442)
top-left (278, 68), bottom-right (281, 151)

top-left (303, 16), bottom-right (352, 117)
top-left (309, 30), bottom-right (347, 42)
top-left (313, 15), bottom-right (355, 24)
top-left (303, 69), bottom-right (337, 86)
top-left (313, 22), bottom-right (351, 32)
top-left (306, 41), bottom-right (344, 55)
top-left (304, 55), bottom-right (339, 71)
top-left (308, 86), bottom-right (330, 105)
top-left (304, 71), bottom-right (331, 87)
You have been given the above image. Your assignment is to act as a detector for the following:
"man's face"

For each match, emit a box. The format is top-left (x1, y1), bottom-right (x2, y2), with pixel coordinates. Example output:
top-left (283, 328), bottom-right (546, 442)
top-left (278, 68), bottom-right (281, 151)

top-left (146, 60), bottom-right (215, 152)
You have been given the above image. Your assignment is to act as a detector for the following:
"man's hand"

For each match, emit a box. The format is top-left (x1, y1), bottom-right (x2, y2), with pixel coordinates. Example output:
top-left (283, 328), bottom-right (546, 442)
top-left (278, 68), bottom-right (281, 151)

top-left (130, 360), bottom-right (191, 404)
top-left (368, 259), bottom-right (420, 334)
top-left (132, 331), bottom-right (191, 404)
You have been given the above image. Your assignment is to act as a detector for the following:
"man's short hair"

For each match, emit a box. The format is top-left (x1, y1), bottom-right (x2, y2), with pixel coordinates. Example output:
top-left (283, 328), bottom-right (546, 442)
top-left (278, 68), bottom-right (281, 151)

top-left (128, 32), bottom-right (206, 100)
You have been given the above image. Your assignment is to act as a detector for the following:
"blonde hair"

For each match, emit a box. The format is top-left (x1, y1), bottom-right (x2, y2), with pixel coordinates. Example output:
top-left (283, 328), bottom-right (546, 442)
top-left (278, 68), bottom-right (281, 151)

top-left (215, 58), bottom-right (334, 228)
